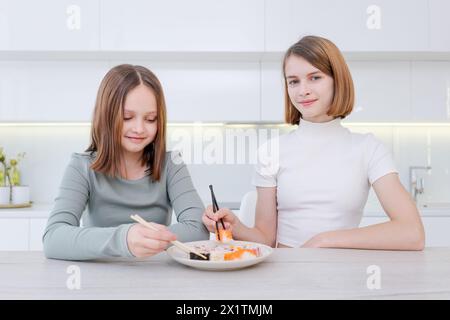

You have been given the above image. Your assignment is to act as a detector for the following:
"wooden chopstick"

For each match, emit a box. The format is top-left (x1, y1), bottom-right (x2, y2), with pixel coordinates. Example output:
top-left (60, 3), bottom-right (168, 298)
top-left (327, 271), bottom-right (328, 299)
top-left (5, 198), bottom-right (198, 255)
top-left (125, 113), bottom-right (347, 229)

top-left (130, 214), bottom-right (208, 260)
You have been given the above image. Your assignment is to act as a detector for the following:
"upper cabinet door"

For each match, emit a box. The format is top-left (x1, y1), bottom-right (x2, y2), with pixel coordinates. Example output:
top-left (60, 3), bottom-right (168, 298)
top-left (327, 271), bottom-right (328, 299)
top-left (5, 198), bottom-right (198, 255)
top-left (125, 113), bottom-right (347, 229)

top-left (0, 61), bottom-right (110, 122)
top-left (147, 61), bottom-right (261, 122)
top-left (0, 0), bottom-right (100, 50)
top-left (265, 0), bottom-right (428, 52)
top-left (345, 61), bottom-right (412, 122)
top-left (100, 0), bottom-right (264, 52)
top-left (411, 62), bottom-right (450, 121)
top-left (265, 0), bottom-right (293, 52)
top-left (429, 0), bottom-right (450, 51)
top-left (261, 61), bottom-right (284, 122)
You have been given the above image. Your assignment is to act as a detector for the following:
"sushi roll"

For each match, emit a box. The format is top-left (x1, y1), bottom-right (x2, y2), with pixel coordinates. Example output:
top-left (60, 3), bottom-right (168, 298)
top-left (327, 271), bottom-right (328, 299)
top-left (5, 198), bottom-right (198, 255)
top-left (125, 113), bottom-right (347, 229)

top-left (210, 249), bottom-right (225, 261)
top-left (189, 251), bottom-right (210, 261)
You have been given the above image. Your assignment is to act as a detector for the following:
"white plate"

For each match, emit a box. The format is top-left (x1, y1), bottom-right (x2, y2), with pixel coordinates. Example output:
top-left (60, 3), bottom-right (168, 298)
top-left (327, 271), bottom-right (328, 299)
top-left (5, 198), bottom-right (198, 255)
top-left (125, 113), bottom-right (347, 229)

top-left (166, 240), bottom-right (273, 271)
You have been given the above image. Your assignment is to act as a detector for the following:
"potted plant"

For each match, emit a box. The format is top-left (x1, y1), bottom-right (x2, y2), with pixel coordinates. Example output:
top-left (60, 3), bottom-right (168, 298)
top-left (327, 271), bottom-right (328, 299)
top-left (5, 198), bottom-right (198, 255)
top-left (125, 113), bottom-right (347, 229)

top-left (0, 148), bottom-right (29, 206)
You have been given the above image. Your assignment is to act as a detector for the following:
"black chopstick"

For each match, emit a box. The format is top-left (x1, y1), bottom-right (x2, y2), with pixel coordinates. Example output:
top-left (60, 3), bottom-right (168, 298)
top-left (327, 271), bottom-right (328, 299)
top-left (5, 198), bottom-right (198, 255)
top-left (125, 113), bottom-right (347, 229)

top-left (209, 185), bottom-right (220, 240)
top-left (209, 185), bottom-right (226, 232)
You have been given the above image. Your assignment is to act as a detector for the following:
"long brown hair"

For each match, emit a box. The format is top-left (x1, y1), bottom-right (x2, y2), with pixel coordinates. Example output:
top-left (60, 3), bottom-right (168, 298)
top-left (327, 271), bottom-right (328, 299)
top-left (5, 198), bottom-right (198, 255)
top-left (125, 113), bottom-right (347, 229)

top-left (86, 64), bottom-right (167, 181)
top-left (283, 35), bottom-right (354, 125)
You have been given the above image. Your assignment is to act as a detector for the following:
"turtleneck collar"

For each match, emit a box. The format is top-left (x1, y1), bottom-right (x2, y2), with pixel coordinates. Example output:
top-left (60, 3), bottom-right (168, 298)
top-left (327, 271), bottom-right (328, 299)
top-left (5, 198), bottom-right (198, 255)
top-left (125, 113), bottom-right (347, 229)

top-left (295, 117), bottom-right (344, 137)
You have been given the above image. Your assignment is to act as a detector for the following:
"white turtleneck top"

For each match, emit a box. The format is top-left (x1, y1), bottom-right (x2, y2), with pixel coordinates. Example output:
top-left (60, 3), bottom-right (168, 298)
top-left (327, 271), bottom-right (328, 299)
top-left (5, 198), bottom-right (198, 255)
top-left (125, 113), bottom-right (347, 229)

top-left (252, 118), bottom-right (398, 247)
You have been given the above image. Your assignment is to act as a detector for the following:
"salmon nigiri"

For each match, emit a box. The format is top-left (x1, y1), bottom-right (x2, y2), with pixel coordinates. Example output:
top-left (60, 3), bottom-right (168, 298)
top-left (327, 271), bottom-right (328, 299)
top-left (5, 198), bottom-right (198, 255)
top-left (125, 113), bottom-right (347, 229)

top-left (209, 184), bottom-right (233, 243)
top-left (215, 228), bottom-right (233, 243)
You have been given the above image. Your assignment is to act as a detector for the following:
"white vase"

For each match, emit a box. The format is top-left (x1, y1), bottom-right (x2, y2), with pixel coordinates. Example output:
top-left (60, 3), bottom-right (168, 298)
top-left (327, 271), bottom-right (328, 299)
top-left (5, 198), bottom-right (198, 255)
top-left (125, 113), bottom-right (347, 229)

top-left (11, 185), bottom-right (30, 205)
top-left (0, 186), bottom-right (11, 205)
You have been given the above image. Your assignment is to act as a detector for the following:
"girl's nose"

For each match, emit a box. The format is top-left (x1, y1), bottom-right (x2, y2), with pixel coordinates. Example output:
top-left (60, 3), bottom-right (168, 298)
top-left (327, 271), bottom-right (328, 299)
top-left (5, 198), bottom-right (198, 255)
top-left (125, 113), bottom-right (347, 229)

top-left (298, 81), bottom-right (311, 97)
top-left (132, 120), bottom-right (145, 133)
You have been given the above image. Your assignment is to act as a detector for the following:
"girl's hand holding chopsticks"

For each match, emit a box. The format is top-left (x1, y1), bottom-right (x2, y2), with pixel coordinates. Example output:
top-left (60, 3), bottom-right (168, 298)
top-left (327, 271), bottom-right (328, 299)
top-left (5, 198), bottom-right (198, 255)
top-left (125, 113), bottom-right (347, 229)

top-left (202, 205), bottom-right (237, 234)
top-left (126, 222), bottom-right (177, 258)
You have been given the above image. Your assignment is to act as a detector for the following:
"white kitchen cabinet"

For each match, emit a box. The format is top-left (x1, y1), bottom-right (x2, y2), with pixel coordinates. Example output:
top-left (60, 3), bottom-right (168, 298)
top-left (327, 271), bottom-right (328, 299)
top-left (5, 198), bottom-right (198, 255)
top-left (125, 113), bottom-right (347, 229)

top-left (422, 217), bottom-right (450, 247)
top-left (411, 62), bottom-right (450, 121)
top-left (0, 218), bottom-right (29, 250)
top-left (0, 218), bottom-right (47, 251)
top-left (264, 0), bottom-right (292, 52)
top-left (429, 0), bottom-right (450, 51)
top-left (121, 61), bottom-right (261, 122)
top-left (100, 0), bottom-right (264, 52)
top-left (0, 61), bottom-right (110, 121)
top-left (29, 219), bottom-right (48, 251)
top-left (261, 61), bottom-right (284, 122)
top-left (0, 58), bottom-right (262, 122)
top-left (360, 216), bottom-right (450, 247)
top-left (0, 205), bottom-right (49, 251)
top-left (0, 0), bottom-right (99, 51)
top-left (345, 61), bottom-right (412, 122)
top-left (265, 0), bottom-right (428, 52)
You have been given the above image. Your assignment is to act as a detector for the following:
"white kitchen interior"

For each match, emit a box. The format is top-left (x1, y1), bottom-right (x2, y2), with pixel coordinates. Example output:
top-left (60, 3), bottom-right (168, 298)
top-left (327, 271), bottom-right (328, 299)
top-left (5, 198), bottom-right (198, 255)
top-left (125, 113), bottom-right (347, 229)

top-left (0, 0), bottom-right (450, 252)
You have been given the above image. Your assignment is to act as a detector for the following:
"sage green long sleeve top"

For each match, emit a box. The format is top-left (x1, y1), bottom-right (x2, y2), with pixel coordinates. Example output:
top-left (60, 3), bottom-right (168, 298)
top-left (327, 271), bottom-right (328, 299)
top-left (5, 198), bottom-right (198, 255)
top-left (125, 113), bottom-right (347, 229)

top-left (43, 151), bottom-right (209, 261)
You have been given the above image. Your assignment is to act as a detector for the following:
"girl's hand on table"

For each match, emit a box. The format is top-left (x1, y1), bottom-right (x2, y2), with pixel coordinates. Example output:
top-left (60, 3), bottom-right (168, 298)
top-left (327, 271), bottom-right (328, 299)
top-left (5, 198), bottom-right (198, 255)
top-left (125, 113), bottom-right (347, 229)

top-left (301, 233), bottom-right (329, 248)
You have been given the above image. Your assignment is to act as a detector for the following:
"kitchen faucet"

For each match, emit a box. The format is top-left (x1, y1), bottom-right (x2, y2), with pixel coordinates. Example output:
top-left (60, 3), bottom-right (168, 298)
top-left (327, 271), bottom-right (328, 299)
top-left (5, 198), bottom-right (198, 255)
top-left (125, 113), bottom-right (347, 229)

top-left (409, 166), bottom-right (432, 203)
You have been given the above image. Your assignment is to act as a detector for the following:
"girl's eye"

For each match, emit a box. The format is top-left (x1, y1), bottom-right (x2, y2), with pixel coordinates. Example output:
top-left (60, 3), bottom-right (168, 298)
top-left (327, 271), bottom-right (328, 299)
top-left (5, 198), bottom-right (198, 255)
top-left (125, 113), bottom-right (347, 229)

top-left (123, 118), bottom-right (155, 122)
top-left (288, 80), bottom-right (299, 86)
top-left (311, 76), bottom-right (321, 81)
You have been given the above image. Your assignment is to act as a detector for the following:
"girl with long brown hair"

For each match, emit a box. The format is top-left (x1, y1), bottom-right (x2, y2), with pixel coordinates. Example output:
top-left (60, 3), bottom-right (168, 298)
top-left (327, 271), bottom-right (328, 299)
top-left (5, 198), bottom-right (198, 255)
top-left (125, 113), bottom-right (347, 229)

top-left (43, 64), bottom-right (209, 260)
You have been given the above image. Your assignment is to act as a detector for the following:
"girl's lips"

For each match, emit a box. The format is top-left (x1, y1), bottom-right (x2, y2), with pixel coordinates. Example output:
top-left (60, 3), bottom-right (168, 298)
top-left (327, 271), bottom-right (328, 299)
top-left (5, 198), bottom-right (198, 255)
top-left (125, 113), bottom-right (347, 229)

top-left (299, 99), bottom-right (318, 107)
top-left (126, 136), bottom-right (146, 143)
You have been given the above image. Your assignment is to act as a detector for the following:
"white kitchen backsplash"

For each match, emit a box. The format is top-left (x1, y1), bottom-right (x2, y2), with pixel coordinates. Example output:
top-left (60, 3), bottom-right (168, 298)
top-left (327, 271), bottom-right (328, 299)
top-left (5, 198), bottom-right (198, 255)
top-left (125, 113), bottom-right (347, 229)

top-left (0, 124), bottom-right (449, 207)
top-left (393, 126), bottom-right (450, 204)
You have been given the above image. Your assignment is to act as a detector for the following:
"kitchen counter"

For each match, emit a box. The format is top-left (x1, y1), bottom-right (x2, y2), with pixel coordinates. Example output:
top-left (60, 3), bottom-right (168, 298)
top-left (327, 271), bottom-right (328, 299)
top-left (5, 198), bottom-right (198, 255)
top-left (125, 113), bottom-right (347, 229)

top-left (1, 248), bottom-right (449, 300)
top-left (0, 203), bottom-right (53, 219)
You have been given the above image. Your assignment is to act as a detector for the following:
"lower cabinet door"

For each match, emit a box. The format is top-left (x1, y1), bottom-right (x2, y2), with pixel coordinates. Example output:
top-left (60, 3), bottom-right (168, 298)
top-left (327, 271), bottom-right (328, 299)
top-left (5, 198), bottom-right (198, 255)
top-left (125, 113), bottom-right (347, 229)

top-left (0, 219), bottom-right (29, 250)
top-left (29, 219), bottom-right (48, 251)
top-left (421, 217), bottom-right (450, 247)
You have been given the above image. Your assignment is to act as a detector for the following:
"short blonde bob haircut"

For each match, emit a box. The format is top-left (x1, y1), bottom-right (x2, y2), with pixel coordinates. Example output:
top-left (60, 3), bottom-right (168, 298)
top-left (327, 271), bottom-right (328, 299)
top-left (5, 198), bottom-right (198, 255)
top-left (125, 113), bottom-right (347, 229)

top-left (283, 35), bottom-right (354, 125)
top-left (86, 64), bottom-right (167, 181)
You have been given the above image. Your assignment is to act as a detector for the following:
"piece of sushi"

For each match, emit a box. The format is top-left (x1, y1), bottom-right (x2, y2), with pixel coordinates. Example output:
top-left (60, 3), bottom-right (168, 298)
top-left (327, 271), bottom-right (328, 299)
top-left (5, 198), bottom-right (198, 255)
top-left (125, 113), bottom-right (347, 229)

top-left (215, 229), bottom-right (233, 243)
top-left (210, 250), bottom-right (225, 261)
top-left (224, 247), bottom-right (260, 261)
top-left (189, 251), bottom-right (210, 261)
